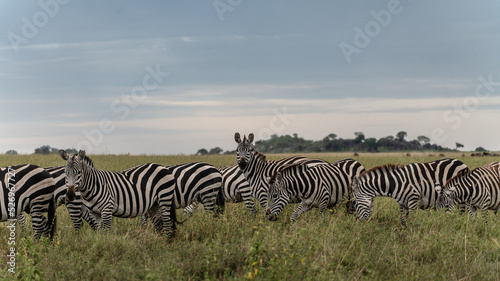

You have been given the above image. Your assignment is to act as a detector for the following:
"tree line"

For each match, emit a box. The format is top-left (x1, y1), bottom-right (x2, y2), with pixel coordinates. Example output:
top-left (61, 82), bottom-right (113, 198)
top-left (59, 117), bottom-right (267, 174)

top-left (197, 131), bottom-right (483, 155)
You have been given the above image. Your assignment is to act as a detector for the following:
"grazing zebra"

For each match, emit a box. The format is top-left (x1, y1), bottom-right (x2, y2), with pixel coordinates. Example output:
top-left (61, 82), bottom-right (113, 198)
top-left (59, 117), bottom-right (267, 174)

top-left (435, 163), bottom-right (500, 222)
top-left (266, 158), bottom-right (365, 221)
top-left (142, 162), bottom-right (224, 230)
top-left (234, 132), bottom-right (328, 209)
top-left (60, 150), bottom-right (178, 238)
top-left (46, 166), bottom-right (99, 230)
top-left (1, 164), bottom-right (57, 239)
top-left (351, 158), bottom-right (469, 226)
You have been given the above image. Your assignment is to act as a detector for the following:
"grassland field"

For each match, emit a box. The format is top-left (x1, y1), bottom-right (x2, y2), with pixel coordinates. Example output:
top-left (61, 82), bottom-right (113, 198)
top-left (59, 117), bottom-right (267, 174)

top-left (1, 152), bottom-right (499, 280)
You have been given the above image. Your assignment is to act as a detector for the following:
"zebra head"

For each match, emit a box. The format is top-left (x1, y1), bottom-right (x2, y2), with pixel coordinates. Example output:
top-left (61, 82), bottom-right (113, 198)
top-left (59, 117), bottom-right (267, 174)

top-left (60, 149), bottom-right (85, 202)
top-left (234, 132), bottom-right (254, 170)
top-left (435, 183), bottom-right (456, 211)
top-left (265, 172), bottom-right (289, 221)
top-left (351, 177), bottom-right (374, 221)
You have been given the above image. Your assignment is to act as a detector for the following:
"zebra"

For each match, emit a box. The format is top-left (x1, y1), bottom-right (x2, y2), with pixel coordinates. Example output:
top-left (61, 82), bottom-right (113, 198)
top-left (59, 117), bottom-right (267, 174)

top-left (266, 158), bottom-right (365, 221)
top-left (60, 150), bottom-right (178, 238)
top-left (183, 165), bottom-right (257, 218)
top-left (234, 132), bottom-right (328, 209)
top-left (1, 164), bottom-right (57, 239)
top-left (435, 162), bottom-right (500, 222)
top-left (351, 158), bottom-right (469, 226)
top-left (141, 162), bottom-right (224, 231)
top-left (45, 166), bottom-right (99, 230)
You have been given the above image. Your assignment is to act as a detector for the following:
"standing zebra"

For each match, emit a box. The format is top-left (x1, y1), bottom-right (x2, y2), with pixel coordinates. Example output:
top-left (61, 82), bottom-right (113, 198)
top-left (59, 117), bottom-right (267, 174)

top-left (46, 166), bottom-right (99, 230)
top-left (60, 150), bottom-right (178, 238)
top-left (435, 163), bottom-right (500, 222)
top-left (266, 158), bottom-right (365, 221)
top-left (234, 132), bottom-right (328, 209)
top-left (352, 158), bottom-right (468, 226)
top-left (143, 162), bottom-right (223, 230)
top-left (1, 164), bottom-right (57, 239)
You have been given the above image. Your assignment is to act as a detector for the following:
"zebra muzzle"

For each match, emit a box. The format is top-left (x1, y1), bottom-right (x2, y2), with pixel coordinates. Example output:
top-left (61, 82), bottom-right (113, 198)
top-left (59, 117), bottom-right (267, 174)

top-left (66, 185), bottom-right (76, 202)
top-left (266, 209), bottom-right (278, 221)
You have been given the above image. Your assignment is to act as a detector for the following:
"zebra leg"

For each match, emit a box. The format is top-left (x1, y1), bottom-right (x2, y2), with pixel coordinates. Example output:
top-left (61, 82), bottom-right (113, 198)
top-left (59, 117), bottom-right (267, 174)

top-left (140, 214), bottom-right (150, 226)
top-left (65, 200), bottom-right (83, 230)
top-left (399, 205), bottom-right (409, 227)
top-left (99, 205), bottom-right (114, 231)
top-left (242, 195), bottom-right (257, 219)
top-left (291, 201), bottom-right (311, 222)
top-left (30, 212), bottom-right (48, 238)
top-left (158, 204), bottom-right (176, 239)
top-left (183, 202), bottom-right (199, 217)
top-left (466, 203), bottom-right (476, 219)
top-left (81, 205), bottom-right (99, 230)
top-left (17, 213), bottom-right (27, 227)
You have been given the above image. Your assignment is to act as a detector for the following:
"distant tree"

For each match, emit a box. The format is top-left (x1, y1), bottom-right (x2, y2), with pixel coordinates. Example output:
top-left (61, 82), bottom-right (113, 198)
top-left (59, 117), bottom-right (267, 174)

top-left (475, 146), bottom-right (487, 152)
top-left (196, 148), bottom-right (208, 155)
top-left (354, 132), bottom-right (365, 143)
top-left (5, 150), bottom-right (18, 155)
top-left (64, 148), bottom-right (78, 154)
top-left (364, 138), bottom-right (378, 152)
top-left (396, 131), bottom-right (407, 142)
top-left (208, 147), bottom-right (224, 155)
top-left (34, 145), bottom-right (52, 155)
top-left (417, 136), bottom-right (430, 146)
top-left (328, 133), bottom-right (337, 140)
top-left (455, 142), bottom-right (464, 150)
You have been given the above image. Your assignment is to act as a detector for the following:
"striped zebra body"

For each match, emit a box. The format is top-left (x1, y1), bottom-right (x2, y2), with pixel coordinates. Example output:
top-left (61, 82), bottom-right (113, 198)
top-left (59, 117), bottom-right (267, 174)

top-left (234, 133), bottom-right (328, 209)
top-left (435, 162), bottom-right (500, 221)
top-left (144, 162), bottom-right (222, 231)
top-left (46, 166), bottom-right (98, 230)
top-left (182, 165), bottom-right (256, 218)
top-left (352, 158), bottom-right (468, 226)
top-left (266, 159), bottom-right (365, 221)
top-left (60, 150), bottom-right (177, 237)
top-left (0, 164), bottom-right (57, 238)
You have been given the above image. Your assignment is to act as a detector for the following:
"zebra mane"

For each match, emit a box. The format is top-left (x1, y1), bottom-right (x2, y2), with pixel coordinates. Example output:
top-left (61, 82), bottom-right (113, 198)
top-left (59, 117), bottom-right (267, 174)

top-left (277, 160), bottom-right (310, 174)
top-left (359, 164), bottom-right (404, 178)
top-left (442, 168), bottom-right (476, 190)
top-left (77, 154), bottom-right (95, 169)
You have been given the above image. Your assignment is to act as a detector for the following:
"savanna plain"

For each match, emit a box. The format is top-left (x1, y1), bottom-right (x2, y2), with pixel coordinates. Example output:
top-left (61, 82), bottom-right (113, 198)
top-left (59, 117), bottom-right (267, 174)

top-left (1, 153), bottom-right (499, 280)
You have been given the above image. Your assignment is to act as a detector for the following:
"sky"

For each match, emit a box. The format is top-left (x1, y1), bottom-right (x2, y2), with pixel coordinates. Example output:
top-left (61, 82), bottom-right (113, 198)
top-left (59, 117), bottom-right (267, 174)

top-left (1, 1), bottom-right (500, 155)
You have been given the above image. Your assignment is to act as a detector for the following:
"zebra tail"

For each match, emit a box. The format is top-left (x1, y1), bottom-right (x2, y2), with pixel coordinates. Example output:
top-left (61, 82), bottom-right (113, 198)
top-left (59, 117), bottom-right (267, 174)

top-left (215, 183), bottom-right (225, 215)
top-left (48, 198), bottom-right (57, 240)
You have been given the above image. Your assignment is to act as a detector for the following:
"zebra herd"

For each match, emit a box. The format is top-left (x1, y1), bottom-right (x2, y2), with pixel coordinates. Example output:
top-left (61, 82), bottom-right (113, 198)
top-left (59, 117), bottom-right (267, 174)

top-left (2, 132), bottom-right (500, 240)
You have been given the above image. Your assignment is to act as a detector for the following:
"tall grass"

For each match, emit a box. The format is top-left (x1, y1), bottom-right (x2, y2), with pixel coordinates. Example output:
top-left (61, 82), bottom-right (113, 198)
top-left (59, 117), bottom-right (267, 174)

top-left (1, 153), bottom-right (499, 280)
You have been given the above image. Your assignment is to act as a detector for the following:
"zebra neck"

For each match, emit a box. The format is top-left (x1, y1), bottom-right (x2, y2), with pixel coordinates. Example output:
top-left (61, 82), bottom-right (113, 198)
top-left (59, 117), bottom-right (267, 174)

top-left (79, 163), bottom-right (100, 197)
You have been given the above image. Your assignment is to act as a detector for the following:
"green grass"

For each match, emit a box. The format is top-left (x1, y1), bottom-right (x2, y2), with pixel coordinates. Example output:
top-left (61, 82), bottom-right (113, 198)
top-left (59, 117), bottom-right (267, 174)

top-left (1, 153), bottom-right (500, 280)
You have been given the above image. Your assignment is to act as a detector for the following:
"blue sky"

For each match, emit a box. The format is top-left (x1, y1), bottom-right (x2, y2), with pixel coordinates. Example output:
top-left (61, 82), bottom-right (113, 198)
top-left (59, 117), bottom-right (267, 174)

top-left (1, 1), bottom-right (500, 155)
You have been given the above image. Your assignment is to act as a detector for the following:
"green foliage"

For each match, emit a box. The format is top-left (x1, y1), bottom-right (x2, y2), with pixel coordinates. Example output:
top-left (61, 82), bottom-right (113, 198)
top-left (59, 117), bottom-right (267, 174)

top-left (253, 132), bottom-right (456, 154)
top-left (1, 153), bottom-right (499, 280)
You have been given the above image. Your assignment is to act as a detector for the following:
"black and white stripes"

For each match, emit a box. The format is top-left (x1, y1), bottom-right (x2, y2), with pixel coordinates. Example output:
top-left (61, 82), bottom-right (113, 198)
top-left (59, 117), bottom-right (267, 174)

top-left (60, 150), bottom-right (178, 237)
top-left (265, 159), bottom-right (365, 221)
top-left (435, 162), bottom-right (500, 221)
top-left (1, 164), bottom-right (57, 238)
top-left (351, 158), bottom-right (469, 226)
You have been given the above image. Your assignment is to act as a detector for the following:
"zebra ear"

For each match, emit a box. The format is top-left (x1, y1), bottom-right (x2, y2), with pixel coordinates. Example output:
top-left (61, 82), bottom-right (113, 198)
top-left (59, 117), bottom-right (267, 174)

top-left (78, 150), bottom-right (86, 158)
top-left (234, 132), bottom-right (241, 144)
top-left (60, 149), bottom-right (69, 161)
top-left (247, 133), bottom-right (254, 144)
